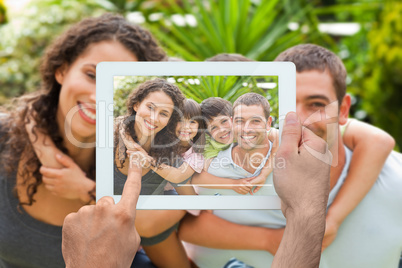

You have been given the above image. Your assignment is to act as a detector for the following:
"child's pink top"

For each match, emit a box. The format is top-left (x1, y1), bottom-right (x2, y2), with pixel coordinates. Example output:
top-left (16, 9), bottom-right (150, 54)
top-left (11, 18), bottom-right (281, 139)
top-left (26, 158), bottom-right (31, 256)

top-left (182, 147), bottom-right (205, 173)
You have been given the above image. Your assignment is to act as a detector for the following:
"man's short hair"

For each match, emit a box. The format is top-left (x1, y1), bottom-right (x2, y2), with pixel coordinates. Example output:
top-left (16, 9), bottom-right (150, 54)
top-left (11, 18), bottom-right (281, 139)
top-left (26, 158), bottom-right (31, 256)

top-left (274, 44), bottom-right (346, 103)
top-left (206, 53), bottom-right (253, 62)
top-left (200, 97), bottom-right (233, 123)
top-left (233, 93), bottom-right (270, 120)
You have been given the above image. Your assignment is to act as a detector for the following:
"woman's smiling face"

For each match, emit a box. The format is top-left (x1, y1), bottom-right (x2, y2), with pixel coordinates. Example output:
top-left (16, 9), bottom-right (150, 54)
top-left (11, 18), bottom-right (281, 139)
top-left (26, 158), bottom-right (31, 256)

top-left (56, 41), bottom-right (138, 144)
top-left (133, 91), bottom-right (175, 142)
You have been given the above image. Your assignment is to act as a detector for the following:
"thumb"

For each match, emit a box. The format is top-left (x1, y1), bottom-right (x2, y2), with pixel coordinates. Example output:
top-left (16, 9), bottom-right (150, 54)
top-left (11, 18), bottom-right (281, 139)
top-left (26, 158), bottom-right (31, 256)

top-left (300, 127), bottom-right (332, 165)
top-left (253, 186), bottom-right (262, 193)
top-left (278, 112), bottom-right (302, 156)
top-left (55, 153), bottom-right (74, 168)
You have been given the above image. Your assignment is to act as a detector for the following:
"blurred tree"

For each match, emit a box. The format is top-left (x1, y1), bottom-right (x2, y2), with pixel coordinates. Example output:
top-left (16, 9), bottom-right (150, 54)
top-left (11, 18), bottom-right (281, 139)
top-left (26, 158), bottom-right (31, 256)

top-left (0, 0), bottom-right (108, 103)
top-left (361, 2), bottom-right (402, 150)
top-left (104, 0), bottom-right (147, 14)
top-left (140, 0), bottom-right (333, 61)
top-left (310, 1), bottom-right (402, 151)
top-left (0, 0), bottom-right (7, 24)
top-left (0, 0), bottom-right (332, 103)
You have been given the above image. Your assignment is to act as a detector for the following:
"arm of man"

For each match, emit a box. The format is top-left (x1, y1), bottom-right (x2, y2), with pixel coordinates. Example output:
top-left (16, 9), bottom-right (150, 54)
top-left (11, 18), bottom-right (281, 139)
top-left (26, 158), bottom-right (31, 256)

top-left (179, 211), bottom-right (284, 254)
top-left (192, 170), bottom-right (253, 194)
top-left (62, 161), bottom-right (142, 268)
top-left (151, 162), bottom-right (196, 184)
top-left (323, 119), bottom-right (395, 249)
top-left (272, 112), bottom-right (331, 268)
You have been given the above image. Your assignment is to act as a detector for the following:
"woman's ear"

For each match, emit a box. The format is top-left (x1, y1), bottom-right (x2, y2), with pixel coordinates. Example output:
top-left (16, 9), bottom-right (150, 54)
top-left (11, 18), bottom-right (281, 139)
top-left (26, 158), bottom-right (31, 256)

top-left (133, 103), bottom-right (139, 112)
top-left (55, 64), bottom-right (67, 85)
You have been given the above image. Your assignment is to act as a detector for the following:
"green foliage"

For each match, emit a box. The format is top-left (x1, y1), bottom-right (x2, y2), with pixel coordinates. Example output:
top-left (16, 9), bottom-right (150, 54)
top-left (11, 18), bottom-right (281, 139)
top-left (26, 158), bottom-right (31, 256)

top-left (0, 0), bottom-right (106, 103)
top-left (361, 2), bottom-right (402, 150)
top-left (313, 1), bottom-right (382, 22)
top-left (104, 0), bottom-right (147, 14)
top-left (0, 0), bottom-right (7, 24)
top-left (311, 1), bottom-right (401, 151)
top-left (141, 0), bottom-right (331, 61)
top-left (114, 76), bottom-right (279, 127)
top-left (113, 76), bottom-right (151, 117)
top-left (176, 76), bottom-right (264, 102)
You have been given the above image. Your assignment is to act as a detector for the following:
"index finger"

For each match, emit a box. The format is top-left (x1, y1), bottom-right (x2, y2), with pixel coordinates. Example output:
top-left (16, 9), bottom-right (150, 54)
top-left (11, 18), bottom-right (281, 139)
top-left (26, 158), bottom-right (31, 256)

top-left (118, 164), bottom-right (142, 214)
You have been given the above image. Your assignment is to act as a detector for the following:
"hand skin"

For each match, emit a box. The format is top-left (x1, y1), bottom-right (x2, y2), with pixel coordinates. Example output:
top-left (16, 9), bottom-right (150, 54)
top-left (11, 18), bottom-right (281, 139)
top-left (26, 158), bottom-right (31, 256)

top-left (40, 154), bottom-right (96, 203)
top-left (26, 113), bottom-right (95, 203)
top-left (179, 211), bottom-right (284, 254)
top-left (321, 218), bottom-right (339, 251)
top-left (62, 160), bottom-right (142, 268)
top-left (192, 170), bottom-right (253, 194)
top-left (246, 175), bottom-right (266, 195)
top-left (272, 112), bottom-right (331, 268)
top-left (230, 177), bottom-right (253, 194)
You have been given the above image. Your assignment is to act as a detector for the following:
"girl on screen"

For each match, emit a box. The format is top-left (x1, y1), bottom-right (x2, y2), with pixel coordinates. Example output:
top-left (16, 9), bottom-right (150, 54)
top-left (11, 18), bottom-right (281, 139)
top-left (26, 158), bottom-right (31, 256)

top-left (120, 98), bottom-right (206, 195)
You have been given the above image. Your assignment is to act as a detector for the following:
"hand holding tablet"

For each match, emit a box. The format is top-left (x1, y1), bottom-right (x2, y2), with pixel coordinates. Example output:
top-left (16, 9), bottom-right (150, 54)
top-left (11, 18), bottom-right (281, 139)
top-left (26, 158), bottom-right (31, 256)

top-left (62, 162), bottom-right (142, 268)
top-left (272, 112), bottom-right (331, 267)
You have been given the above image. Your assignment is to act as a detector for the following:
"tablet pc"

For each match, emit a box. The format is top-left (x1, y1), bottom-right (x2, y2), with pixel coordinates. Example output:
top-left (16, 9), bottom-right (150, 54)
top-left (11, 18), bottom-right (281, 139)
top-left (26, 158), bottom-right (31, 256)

top-left (96, 62), bottom-right (295, 209)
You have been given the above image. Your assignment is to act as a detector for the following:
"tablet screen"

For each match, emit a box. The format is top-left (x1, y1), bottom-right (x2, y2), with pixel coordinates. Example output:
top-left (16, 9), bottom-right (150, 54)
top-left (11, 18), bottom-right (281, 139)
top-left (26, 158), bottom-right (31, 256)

top-left (96, 62), bottom-right (295, 209)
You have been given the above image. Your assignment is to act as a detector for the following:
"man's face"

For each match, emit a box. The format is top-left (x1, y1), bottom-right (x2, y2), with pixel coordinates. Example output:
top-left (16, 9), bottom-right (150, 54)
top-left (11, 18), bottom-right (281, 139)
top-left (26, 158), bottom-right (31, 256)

top-left (233, 104), bottom-right (271, 151)
top-left (296, 70), bottom-right (349, 149)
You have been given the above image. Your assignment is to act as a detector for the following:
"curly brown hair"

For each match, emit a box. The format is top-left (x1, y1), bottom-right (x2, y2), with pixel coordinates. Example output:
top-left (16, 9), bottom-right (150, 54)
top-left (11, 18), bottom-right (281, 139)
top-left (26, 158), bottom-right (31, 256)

top-left (0, 13), bottom-right (167, 206)
top-left (115, 78), bottom-right (185, 168)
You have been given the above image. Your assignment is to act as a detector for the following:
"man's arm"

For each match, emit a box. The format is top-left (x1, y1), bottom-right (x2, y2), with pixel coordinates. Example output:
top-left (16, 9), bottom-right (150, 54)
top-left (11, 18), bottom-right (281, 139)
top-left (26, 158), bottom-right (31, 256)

top-left (323, 119), bottom-right (395, 249)
top-left (192, 171), bottom-right (253, 194)
top-left (179, 211), bottom-right (284, 254)
top-left (272, 112), bottom-right (331, 268)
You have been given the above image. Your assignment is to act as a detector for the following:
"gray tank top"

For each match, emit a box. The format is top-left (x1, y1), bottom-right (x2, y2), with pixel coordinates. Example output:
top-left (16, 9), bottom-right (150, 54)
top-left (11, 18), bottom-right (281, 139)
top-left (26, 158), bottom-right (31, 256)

top-left (0, 118), bottom-right (64, 267)
top-left (114, 163), bottom-right (167, 195)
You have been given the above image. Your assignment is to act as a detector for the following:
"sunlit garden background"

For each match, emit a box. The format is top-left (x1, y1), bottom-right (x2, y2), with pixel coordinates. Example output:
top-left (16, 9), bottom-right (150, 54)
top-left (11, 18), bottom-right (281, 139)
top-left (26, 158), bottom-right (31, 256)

top-left (0, 0), bottom-right (400, 150)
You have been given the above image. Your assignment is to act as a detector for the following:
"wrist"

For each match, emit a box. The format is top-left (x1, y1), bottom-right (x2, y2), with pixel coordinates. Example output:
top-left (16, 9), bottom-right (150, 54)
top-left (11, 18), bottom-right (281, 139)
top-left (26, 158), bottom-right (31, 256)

top-left (286, 206), bottom-right (326, 229)
top-left (285, 212), bottom-right (326, 247)
top-left (129, 164), bottom-right (143, 173)
top-left (231, 179), bottom-right (240, 188)
top-left (253, 176), bottom-right (263, 183)
top-left (263, 228), bottom-right (284, 254)
top-left (325, 211), bottom-right (343, 228)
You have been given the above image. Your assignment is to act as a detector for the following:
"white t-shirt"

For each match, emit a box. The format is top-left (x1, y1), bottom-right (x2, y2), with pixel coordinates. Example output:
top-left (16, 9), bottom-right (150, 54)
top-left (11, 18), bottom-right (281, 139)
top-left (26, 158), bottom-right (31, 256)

top-left (320, 149), bottom-right (402, 268)
top-left (186, 146), bottom-right (402, 268)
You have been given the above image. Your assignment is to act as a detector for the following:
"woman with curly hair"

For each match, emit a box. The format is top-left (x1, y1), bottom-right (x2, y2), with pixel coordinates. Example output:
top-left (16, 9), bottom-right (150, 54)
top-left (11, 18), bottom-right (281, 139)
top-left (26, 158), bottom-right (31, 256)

top-left (114, 78), bottom-right (186, 196)
top-left (0, 13), bottom-right (166, 267)
top-left (114, 78), bottom-right (195, 268)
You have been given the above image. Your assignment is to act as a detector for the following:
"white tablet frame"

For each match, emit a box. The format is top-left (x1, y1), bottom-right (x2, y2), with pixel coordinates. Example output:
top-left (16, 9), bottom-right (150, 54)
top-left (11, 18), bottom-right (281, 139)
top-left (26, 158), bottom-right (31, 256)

top-left (96, 62), bottom-right (295, 209)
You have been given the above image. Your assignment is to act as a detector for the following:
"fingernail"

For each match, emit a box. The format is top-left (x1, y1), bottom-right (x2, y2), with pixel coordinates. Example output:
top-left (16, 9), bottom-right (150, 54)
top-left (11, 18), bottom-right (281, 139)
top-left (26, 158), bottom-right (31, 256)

top-left (286, 112), bottom-right (298, 125)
